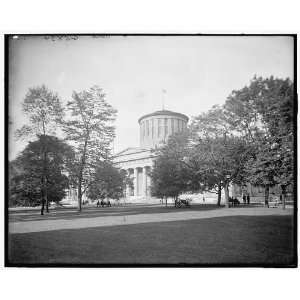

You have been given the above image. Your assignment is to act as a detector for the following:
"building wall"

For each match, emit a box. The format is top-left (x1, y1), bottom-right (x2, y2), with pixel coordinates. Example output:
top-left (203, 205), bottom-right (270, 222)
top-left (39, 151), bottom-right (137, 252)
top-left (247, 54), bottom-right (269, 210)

top-left (139, 114), bottom-right (188, 149)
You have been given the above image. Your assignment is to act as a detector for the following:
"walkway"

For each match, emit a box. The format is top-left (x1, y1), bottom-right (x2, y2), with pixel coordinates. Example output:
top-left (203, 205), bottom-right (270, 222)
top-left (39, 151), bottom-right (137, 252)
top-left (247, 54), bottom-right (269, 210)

top-left (9, 206), bottom-right (293, 234)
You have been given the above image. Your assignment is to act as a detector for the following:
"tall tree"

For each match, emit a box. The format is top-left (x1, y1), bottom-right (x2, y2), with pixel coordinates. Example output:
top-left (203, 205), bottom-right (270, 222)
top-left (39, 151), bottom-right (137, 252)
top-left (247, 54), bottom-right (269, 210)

top-left (224, 76), bottom-right (294, 207)
top-left (63, 86), bottom-right (117, 211)
top-left (9, 135), bottom-right (74, 208)
top-left (190, 106), bottom-right (248, 207)
top-left (150, 132), bottom-right (193, 205)
top-left (15, 85), bottom-right (64, 214)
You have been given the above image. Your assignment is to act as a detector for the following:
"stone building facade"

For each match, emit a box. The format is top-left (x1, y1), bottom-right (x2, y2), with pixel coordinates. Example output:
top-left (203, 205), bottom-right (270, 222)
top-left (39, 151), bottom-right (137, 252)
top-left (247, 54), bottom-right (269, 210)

top-left (113, 110), bottom-right (189, 203)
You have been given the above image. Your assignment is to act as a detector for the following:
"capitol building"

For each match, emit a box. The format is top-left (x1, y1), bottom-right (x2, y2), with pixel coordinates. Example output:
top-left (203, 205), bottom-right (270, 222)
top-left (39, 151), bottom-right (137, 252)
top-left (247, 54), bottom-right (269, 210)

top-left (113, 109), bottom-right (271, 205)
top-left (63, 109), bottom-right (281, 205)
top-left (113, 110), bottom-right (189, 203)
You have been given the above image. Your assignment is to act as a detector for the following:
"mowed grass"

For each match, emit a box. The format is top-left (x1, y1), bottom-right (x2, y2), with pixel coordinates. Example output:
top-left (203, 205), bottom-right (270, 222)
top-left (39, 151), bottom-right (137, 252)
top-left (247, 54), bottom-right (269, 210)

top-left (9, 204), bottom-right (222, 222)
top-left (8, 215), bottom-right (295, 266)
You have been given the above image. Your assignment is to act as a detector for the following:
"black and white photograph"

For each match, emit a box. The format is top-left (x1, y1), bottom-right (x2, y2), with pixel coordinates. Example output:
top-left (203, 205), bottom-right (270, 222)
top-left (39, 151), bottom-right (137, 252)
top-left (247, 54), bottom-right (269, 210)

top-left (5, 34), bottom-right (296, 267)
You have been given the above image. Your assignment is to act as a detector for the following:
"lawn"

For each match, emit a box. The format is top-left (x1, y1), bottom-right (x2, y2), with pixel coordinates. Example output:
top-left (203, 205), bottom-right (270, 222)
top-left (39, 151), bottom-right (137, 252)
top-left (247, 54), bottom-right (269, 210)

top-left (9, 204), bottom-right (222, 222)
top-left (8, 215), bottom-right (295, 266)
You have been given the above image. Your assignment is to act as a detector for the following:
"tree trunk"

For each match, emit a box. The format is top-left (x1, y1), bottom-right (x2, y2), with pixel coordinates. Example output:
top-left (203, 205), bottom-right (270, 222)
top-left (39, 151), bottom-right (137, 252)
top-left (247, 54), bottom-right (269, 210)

top-left (281, 185), bottom-right (286, 210)
top-left (264, 185), bottom-right (269, 207)
top-left (217, 183), bottom-right (222, 206)
top-left (77, 139), bottom-right (88, 212)
top-left (42, 144), bottom-right (49, 213)
top-left (224, 182), bottom-right (229, 208)
top-left (42, 128), bottom-right (49, 213)
top-left (78, 178), bottom-right (82, 211)
top-left (45, 176), bottom-right (49, 213)
top-left (41, 191), bottom-right (45, 215)
top-left (41, 173), bottom-right (47, 215)
top-left (165, 196), bottom-right (167, 207)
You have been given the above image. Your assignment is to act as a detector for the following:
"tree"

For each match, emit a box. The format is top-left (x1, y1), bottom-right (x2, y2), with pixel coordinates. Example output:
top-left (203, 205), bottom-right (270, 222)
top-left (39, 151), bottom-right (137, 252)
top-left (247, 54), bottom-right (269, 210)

top-left (9, 135), bottom-right (75, 208)
top-left (15, 85), bottom-right (64, 214)
top-left (87, 161), bottom-right (130, 202)
top-left (224, 76), bottom-right (294, 207)
top-left (63, 86), bottom-right (117, 211)
top-left (190, 106), bottom-right (248, 207)
top-left (150, 133), bottom-right (191, 206)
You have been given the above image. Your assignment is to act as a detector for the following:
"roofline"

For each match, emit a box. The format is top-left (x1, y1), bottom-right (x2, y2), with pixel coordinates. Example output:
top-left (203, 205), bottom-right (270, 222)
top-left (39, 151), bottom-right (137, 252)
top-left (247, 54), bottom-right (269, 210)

top-left (113, 147), bottom-right (151, 158)
top-left (138, 110), bottom-right (189, 123)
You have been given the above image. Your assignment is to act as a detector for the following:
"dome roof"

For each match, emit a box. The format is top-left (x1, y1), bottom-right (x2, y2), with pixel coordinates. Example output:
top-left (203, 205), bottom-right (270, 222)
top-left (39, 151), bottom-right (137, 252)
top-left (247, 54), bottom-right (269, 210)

top-left (138, 110), bottom-right (189, 124)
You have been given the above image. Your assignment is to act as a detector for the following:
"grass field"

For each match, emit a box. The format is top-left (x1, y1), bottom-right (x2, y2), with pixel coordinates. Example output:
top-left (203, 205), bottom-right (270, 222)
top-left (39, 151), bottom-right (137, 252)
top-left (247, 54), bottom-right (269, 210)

top-left (8, 214), bottom-right (295, 266)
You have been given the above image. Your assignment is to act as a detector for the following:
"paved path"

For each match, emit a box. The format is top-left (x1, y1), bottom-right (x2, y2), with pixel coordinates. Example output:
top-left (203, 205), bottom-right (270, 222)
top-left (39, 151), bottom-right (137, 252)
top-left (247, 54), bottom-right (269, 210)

top-left (9, 207), bottom-right (293, 234)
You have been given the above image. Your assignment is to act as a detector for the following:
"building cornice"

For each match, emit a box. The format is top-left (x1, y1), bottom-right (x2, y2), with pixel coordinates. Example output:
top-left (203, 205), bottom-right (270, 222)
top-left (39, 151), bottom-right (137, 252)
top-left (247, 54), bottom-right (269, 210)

top-left (138, 110), bottom-right (189, 124)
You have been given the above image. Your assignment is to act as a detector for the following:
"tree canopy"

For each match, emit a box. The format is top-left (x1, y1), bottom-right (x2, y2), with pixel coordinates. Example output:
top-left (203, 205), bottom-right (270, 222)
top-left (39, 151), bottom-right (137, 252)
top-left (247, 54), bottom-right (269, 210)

top-left (14, 85), bottom-right (65, 214)
top-left (9, 135), bottom-right (75, 207)
top-left (87, 161), bottom-right (130, 201)
top-left (63, 85), bottom-right (117, 211)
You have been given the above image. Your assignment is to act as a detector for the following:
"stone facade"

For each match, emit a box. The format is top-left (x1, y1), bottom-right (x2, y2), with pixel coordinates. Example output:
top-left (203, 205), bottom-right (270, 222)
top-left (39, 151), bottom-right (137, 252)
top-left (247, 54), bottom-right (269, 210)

top-left (138, 110), bottom-right (189, 149)
top-left (113, 110), bottom-right (189, 203)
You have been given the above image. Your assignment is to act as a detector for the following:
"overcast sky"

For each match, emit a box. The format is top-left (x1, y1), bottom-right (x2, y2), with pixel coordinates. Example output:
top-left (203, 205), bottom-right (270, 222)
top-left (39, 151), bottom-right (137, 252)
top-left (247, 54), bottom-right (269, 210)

top-left (8, 35), bottom-right (294, 160)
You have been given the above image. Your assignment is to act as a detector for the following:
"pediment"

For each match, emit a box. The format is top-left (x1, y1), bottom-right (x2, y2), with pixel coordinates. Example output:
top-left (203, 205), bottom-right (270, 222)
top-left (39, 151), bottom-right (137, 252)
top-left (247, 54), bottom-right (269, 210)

top-left (114, 147), bottom-right (150, 157)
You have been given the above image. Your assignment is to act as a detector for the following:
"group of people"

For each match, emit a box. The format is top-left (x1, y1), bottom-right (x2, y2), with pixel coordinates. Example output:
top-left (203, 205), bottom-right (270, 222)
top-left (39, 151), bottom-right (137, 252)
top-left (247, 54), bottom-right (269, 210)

top-left (228, 193), bottom-right (251, 207)
top-left (242, 193), bottom-right (251, 205)
top-left (96, 199), bottom-right (112, 208)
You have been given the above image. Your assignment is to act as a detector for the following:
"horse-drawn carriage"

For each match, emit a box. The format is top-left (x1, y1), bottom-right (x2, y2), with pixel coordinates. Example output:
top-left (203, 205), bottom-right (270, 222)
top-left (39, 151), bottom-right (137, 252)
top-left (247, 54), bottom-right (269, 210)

top-left (175, 198), bottom-right (192, 208)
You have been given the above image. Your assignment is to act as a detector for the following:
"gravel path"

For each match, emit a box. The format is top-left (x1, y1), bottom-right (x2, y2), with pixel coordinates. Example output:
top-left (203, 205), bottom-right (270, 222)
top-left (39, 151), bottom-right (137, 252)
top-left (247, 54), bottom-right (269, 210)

top-left (9, 207), bottom-right (293, 234)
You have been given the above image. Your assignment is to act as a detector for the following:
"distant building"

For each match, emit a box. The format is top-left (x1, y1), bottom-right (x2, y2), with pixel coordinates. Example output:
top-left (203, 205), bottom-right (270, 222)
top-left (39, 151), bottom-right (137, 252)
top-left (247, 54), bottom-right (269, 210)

top-left (113, 110), bottom-right (189, 203)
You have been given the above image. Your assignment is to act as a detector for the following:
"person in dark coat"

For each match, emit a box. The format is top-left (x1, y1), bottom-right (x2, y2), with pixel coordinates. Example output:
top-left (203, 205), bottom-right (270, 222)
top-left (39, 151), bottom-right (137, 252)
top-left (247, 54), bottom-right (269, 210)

top-left (96, 200), bottom-right (100, 208)
top-left (247, 194), bottom-right (250, 205)
top-left (242, 193), bottom-right (246, 204)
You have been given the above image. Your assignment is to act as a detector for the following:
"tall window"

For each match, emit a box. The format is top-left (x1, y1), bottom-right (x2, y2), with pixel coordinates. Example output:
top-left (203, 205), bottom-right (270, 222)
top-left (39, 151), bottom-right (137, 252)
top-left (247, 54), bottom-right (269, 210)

top-left (177, 119), bottom-right (180, 132)
top-left (171, 119), bottom-right (174, 134)
top-left (164, 118), bottom-right (168, 136)
top-left (146, 120), bottom-right (149, 136)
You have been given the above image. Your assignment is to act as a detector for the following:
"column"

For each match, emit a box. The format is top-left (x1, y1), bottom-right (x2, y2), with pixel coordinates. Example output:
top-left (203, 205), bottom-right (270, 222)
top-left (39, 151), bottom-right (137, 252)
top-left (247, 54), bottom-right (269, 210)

top-left (168, 118), bottom-right (172, 138)
top-left (147, 167), bottom-right (151, 197)
top-left (142, 167), bottom-right (147, 197)
top-left (134, 168), bottom-right (138, 196)
top-left (126, 169), bottom-right (131, 197)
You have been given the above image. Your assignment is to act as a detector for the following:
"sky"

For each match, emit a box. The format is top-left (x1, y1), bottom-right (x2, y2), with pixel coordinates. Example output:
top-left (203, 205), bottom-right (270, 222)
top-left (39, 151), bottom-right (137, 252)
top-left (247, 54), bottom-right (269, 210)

top-left (8, 35), bottom-right (294, 160)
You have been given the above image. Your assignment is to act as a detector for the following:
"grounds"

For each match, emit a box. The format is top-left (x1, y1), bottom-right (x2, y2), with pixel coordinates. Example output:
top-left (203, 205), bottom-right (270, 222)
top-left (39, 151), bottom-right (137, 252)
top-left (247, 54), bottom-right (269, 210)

top-left (7, 204), bottom-right (296, 266)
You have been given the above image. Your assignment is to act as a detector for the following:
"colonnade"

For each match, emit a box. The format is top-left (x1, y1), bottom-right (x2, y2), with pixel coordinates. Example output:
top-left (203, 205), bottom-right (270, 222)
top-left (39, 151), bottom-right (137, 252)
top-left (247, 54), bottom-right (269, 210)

top-left (123, 166), bottom-right (151, 198)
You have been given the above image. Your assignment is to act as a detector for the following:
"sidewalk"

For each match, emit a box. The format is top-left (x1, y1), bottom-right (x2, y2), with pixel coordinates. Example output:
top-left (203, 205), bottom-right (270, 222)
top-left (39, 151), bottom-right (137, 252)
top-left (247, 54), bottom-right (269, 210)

top-left (9, 206), bottom-right (293, 234)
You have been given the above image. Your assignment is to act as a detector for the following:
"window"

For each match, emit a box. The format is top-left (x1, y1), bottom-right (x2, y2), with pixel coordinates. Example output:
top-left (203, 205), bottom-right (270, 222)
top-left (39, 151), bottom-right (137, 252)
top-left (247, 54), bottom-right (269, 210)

top-left (171, 119), bottom-right (174, 134)
top-left (177, 119), bottom-right (180, 132)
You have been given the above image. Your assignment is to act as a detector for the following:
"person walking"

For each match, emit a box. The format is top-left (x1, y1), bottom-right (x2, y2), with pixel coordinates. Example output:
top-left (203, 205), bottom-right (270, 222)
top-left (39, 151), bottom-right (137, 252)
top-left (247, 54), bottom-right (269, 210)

top-left (247, 194), bottom-right (250, 205)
